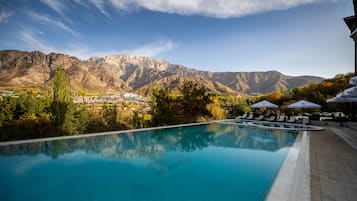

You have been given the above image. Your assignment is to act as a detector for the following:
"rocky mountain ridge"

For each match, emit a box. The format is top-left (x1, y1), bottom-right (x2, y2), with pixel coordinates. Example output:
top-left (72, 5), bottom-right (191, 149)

top-left (0, 50), bottom-right (323, 95)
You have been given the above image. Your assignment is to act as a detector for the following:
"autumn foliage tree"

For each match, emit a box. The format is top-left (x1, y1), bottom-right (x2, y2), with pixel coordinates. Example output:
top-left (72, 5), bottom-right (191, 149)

top-left (150, 87), bottom-right (176, 125)
top-left (0, 92), bottom-right (52, 140)
top-left (259, 73), bottom-right (354, 113)
top-left (179, 81), bottom-right (212, 120)
top-left (150, 81), bottom-right (213, 126)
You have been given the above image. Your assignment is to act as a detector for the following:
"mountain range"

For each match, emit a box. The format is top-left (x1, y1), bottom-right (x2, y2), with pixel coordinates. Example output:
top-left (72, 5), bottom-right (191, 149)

top-left (0, 50), bottom-right (323, 96)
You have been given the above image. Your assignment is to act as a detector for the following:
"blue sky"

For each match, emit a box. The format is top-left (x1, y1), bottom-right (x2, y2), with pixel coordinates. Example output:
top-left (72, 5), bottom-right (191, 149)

top-left (0, 0), bottom-right (354, 78)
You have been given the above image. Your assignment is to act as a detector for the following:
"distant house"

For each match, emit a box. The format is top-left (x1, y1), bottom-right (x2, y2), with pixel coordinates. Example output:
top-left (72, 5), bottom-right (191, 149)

top-left (71, 92), bottom-right (147, 105)
top-left (123, 93), bottom-right (141, 100)
top-left (0, 91), bottom-right (18, 100)
top-left (0, 91), bottom-right (15, 97)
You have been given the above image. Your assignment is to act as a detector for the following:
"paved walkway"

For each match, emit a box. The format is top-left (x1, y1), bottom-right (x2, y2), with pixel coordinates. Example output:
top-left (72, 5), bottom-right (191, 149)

top-left (310, 127), bottom-right (357, 201)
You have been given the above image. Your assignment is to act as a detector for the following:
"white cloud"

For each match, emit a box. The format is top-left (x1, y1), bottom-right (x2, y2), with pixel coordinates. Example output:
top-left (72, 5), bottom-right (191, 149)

top-left (18, 31), bottom-right (175, 59)
top-left (40, 0), bottom-right (72, 23)
top-left (108, 0), bottom-right (324, 18)
top-left (26, 11), bottom-right (79, 37)
top-left (19, 31), bottom-right (55, 53)
top-left (40, 0), bottom-right (64, 15)
top-left (0, 9), bottom-right (14, 23)
top-left (89, 0), bottom-right (112, 20)
top-left (19, 31), bottom-right (91, 57)
top-left (63, 40), bottom-right (176, 59)
top-left (73, 0), bottom-right (87, 7)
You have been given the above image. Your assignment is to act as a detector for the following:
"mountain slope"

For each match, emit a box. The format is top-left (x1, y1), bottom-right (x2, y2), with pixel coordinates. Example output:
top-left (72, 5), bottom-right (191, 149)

top-left (0, 50), bottom-right (323, 95)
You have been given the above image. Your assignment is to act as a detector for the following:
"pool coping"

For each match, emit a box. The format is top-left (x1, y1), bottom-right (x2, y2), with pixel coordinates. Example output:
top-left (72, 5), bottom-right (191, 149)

top-left (0, 122), bottom-right (212, 146)
top-left (220, 119), bottom-right (323, 131)
top-left (235, 119), bottom-right (323, 131)
top-left (265, 131), bottom-right (310, 201)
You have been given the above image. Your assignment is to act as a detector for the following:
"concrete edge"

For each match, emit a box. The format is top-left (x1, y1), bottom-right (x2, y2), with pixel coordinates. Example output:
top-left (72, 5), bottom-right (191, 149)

top-left (220, 119), bottom-right (323, 131)
top-left (266, 131), bottom-right (310, 201)
top-left (287, 131), bottom-right (311, 201)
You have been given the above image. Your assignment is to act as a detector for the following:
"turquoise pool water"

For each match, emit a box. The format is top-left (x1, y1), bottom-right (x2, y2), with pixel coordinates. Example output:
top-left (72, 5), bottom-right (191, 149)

top-left (0, 123), bottom-right (297, 201)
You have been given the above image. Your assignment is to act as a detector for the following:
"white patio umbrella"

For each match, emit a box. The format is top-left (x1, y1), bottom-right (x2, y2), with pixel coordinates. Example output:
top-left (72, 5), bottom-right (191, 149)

top-left (327, 93), bottom-right (343, 103)
top-left (327, 86), bottom-right (357, 103)
top-left (287, 100), bottom-right (321, 109)
top-left (349, 76), bottom-right (357, 86)
top-left (251, 100), bottom-right (278, 109)
top-left (327, 96), bottom-right (357, 103)
top-left (343, 86), bottom-right (357, 96)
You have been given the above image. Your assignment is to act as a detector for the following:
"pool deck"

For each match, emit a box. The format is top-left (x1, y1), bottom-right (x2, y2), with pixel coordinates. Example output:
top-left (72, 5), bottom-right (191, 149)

top-left (309, 121), bottom-right (357, 201)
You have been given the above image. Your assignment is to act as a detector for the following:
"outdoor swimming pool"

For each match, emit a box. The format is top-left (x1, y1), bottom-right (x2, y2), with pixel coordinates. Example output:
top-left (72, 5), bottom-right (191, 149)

top-left (0, 123), bottom-right (298, 201)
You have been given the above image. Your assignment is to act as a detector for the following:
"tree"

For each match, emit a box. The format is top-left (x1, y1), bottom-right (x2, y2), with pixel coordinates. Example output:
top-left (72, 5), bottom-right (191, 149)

top-left (132, 110), bottom-right (145, 128)
top-left (103, 104), bottom-right (118, 130)
top-left (72, 106), bottom-right (89, 134)
top-left (254, 73), bottom-right (354, 114)
top-left (179, 81), bottom-right (212, 121)
top-left (227, 98), bottom-right (251, 117)
top-left (51, 67), bottom-right (75, 134)
top-left (150, 82), bottom-right (214, 125)
top-left (0, 97), bottom-right (17, 124)
top-left (150, 86), bottom-right (175, 125)
top-left (207, 96), bottom-right (227, 120)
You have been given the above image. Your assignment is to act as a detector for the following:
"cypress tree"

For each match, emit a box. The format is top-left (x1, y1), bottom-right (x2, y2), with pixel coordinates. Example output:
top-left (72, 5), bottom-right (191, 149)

top-left (51, 67), bottom-right (75, 134)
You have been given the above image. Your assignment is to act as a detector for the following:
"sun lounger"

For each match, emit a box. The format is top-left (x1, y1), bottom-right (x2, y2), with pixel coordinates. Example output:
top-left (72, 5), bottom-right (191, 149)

top-left (287, 116), bottom-right (296, 123)
top-left (264, 116), bottom-right (276, 121)
top-left (246, 113), bottom-right (254, 120)
top-left (254, 115), bottom-right (264, 121)
top-left (301, 117), bottom-right (309, 125)
top-left (276, 115), bottom-right (287, 122)
top-left (237, 113), bottom-right (248, 119)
